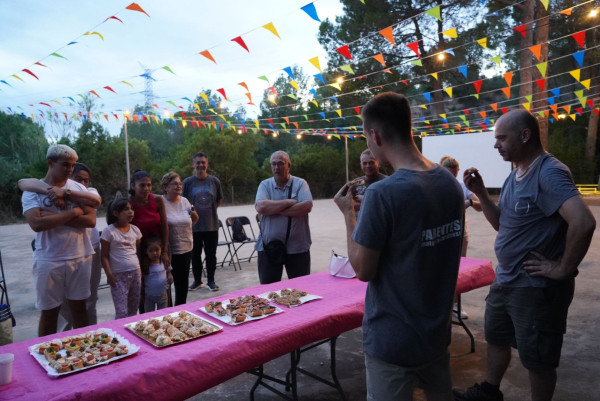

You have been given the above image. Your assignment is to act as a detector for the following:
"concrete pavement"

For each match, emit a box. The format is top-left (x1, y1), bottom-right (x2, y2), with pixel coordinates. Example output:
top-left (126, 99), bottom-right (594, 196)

top-left (1, 198), bottom-right (599, 400)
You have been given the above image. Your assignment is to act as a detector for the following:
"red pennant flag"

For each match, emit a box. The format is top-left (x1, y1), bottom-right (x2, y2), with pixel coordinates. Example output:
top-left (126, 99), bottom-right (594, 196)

top-left (216, 88), bottom-right (227, 100)
top-left (336, 45), bottom-right (353, 60)
top-left (587, 99), bottom-right (594, 108)
top-left (105, 15), bottom-right (123, 23)
top-left (103, 86), bottom-right (117, 94)
top-left (231, 36), bottom-right (249, 52)
top-left (401, 80), bottom-right (408, 85)
top-left (473, 80), bottom-right (483, 94)
top-left (40, 102), bottom-right (52, 107)
top-left (268, 118), bottom-right (274, 125)
top-left (513, 24), bottom-right (527, 38)
top-left (199, 50), bottom-right (217, 64)
top-left (22, 69), bottom-right (39, 80)
top-left (442, 124), bottom-right (450, 129)
top-left (501, 87), bottom-right (511, 99)
top-left (593, 109), bottom-right (599, 116)
top-left (572, 31), bottom-right (585, 48)
top-left (125, 3), bottom-right (150, 18)
top-left (89, 90), bottom-right (100, 98)
top-left (490, 103), bottom-right (498, 112)
top-left (407, 41), bottom-right (420, 58)
top-left (534, 78), bottom-right (546, 91)
top-left (576, 107), bottom-right (583, 115)
top-left (501, 107), bottom-right (508, 114)
top-left (463, 109), bottom-right (470, 115)
top-left (268, 86), bottom-right (278, 95)
top-left (353, 106), bottom-right (361, 115)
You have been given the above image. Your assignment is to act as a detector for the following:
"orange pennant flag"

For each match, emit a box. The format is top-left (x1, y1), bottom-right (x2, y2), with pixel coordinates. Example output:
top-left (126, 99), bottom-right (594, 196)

top-left (501, 87), bottom-right (511, 99)
top-left (528, 44), bottom-right (542, 61)
top-left (503, 72), bottom-right (513, 86)
top-left (244, 93), bottom-right (253, 104)
top-left (89, 90), bottom-right (100, 98)
top-left (199, 50), bottom-right (216, 64)
top-left (238, 82), bottom-right (249, 92)
top-left (379, 26), bottom-right (395, 47)
top-left (549, 104), bottom-right (558, 114)
top-left (561, 105), bottom-right (571, 114)
top-left (559, 8), bottom-right (572, 15)
top-left (372, 53), bottom-right (386, 66)
top-left (479, 111), bottom-right (487, 119)
top-left (125, 3), bottom-right (150, 18)
top-left (283, 117), bottom-right (290, 124)
top-left (490, 103), bottom-right (498, 112)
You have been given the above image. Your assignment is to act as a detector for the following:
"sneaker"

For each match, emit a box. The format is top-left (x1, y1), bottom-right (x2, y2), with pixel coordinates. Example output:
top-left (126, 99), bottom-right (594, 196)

top-left (453, 382), bottom-right (503, 401)
top-left (189, 281), bottom-right (204, 291)
top-left (453, 304), bottom-right (469, 319)
top-left (206, 282), bottom-right (219, 292)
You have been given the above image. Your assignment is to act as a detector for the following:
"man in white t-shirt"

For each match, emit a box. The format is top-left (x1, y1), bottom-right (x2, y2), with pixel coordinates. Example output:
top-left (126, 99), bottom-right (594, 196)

top-left (21, 145), bottom-right (97, 336)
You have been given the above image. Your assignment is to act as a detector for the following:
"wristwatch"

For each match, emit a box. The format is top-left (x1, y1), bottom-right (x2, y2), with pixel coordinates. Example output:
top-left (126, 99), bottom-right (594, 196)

top-left (64, 189), bottom-right (72, 199)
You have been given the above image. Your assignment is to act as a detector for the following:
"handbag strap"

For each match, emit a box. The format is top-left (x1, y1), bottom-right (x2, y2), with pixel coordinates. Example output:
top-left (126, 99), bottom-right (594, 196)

top-left (284, 179), bottom-right (293, 246)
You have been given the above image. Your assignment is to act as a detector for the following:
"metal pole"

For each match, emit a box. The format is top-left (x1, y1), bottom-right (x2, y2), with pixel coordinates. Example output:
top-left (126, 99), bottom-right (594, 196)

top-left (344, 136), bottom-right (349, 182)
top-left (124, 118), bottom-right (131, 191)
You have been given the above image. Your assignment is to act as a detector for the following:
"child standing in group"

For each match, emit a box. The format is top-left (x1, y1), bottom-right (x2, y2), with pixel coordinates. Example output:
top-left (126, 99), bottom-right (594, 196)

top-left (141, 235), bottom-right (173, 312)
top-left (100, 198), bottom-right (143, 319)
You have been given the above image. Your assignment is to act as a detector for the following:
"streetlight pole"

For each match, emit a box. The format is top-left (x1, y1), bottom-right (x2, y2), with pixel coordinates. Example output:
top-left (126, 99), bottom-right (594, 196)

top-left (345, 135), bottom-right (349, 182)
top-left (123, 111), bottom-right (131, 192)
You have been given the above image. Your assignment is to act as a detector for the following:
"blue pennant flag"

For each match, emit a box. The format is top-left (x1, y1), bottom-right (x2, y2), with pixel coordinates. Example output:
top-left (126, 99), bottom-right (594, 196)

top-left (572, 51), bottom-right (585, 67)
top-left (318, 112), bottom-right (326, 119)
top-left (301, 3), bottom-right (321, 22)
top-left (181, 97), bottom-right (193, 103)
top-left (330, 96), bottom-right (338, 103)
top-left (309, 88), bottom-right (317, 98)
top-left (423, 92), bottom-right (431, 102)
top-left (313, 73), bottom-right (325, 85)
top-left (444, 48), bottom-right (455, 56)
top-left (550, 88), bottom-right (560, 98)
top-left (457, 65), bottom-right (468, 78)
top-left (283, 67), bottom-right (294, 80)
top-left (547, 97), bottom-right (555, 105)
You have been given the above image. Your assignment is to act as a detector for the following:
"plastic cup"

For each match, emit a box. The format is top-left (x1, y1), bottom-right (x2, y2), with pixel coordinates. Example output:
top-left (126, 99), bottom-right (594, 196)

top-left (0, 353), bottom-right (14, 385)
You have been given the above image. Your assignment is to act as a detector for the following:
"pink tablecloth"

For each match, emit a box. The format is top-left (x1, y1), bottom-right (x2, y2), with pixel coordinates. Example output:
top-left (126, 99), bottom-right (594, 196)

top-left (0, 258), bottom-right (494, 401)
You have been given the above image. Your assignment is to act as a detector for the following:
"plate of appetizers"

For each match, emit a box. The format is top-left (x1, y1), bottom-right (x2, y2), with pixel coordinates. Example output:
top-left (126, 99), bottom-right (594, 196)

top-left (199, 295), bottom-right (283, 326)
top-left (28, 328), bottom-right (139, 377)
top-left (124, 310), bottom-right (222, 347)
top-left (259, 288), bottom-right (322, 308)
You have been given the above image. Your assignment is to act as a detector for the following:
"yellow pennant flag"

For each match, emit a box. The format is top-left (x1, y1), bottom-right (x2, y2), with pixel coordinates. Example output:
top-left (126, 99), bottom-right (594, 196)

top-left (574, 90), bottom-right (584, 98)
top-left (442, 27), bottom-right (457, 38)
top-left (329, 83), bottom-right (342, 91)
top-left (335, 110), bottom-right (342, 117)
top-left (193, 104), bottom-right (200, 113)
top-left (254, 120), bottom-right (259, 128)
top-left (289, 80), bottom-right (299, 91)
top-left (200, 93), bottom-right (210, 104)
top-left (430, 72), bottom-right (438, 80)
top-left (11, 74), bottom-right (24, 82)
top-left (569, 114), bottom-right (576, 121)
top-left (121, 80), bottom-right (134, 88)
top-left (580, 79), bottom-right (591, 89)
top-left (262, 22), bottom-right (281, 39)
top-left (308, 56), bottom-right (321, 72)
top-left (477, 38), bottom-right (487, 48)
top-left (418, 105), bottom-right (428, 109)
top-left (536, 62), bottom-right (548, 77)
top-left (310, 100), bottom-right (319, 108)
top-left (340, 64), bottom-right (354, 74)
top-left (444, 87), bottom-right (453, 98)
top-left (522, 102), bottom-right (531, 111)
top-left (84, 31), bottom-right (104, 40)
top-left (540, 0), bottom-right (549, 10)
top-left (439, 113), bottom-right (447, 119)
top-left (569, 69), bottom-right (581, 81)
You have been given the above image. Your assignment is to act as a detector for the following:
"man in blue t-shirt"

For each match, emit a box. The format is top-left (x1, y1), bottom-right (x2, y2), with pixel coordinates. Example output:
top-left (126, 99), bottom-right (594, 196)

top-left (335, 92), bottom-right (464, 401)
top-left (454, 110), bottom-right (595, 401)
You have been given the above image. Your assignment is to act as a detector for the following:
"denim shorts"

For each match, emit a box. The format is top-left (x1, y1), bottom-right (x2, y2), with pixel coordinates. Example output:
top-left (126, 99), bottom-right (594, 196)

top-left (484, 279), bottom-right (574, 370)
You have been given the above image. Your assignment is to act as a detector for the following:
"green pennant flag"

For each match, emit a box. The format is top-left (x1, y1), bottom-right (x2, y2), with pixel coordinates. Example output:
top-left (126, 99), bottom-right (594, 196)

top-left (258, 75), bottom-right (270, 83)
top-left (538, 111), bottom-right (546, 117)
top-left (472, 94), bottom-right (479, 100)
top-left (167, 100), bottom-right (177, 107)
top-left (577, 96), bottom-right (587, 107)
top-left (574, 90), bottom-right (584, 98)
top-left (286, 94), bottom-right (297, 100)
top-left (340, 64), bottom-right (354, 74)
top-left (465, 121), bottom-right (470, 127)
top-left (51, 52), bottom-right (68, 60)
top-left (425, 5), bottom-right (441, 21)
top-left (303, 115), bottom-right (308, 120)
top-left (162, 66), bottom-right (175, 74)
top-left (280, 123), bottom-right (286, 129)
top-left (536, 62), bottom-right (548, 77)
top-left (491, 56), bottom-right (501, 66)
top-left (411, 59), bottom-right (423, 66)
top-left (459, 115), bottom-right (466, 122)
top-left (525, 95), bottom-right (532, 102)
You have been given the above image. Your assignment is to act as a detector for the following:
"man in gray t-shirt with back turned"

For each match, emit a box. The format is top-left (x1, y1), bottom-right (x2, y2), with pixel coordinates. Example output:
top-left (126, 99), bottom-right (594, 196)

top-left (335, 93), bottom-right (464, 401)
top-left (183, 151), bottom-right (223, 292)
top-left (454, 110), bottom-right (595, 401)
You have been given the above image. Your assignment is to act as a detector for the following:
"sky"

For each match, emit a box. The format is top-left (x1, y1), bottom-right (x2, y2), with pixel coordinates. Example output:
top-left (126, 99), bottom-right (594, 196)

top-left (0, 0), bottom-right (345, 136)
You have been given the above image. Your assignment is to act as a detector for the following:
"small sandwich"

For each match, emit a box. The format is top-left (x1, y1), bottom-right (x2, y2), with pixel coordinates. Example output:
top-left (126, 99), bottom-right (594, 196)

top-left (148, 318), bottom-right (161, 329)
top-left (115, 344), bottom-right (129, 356)
top-left (44, 345), bottom-right (58, 361)
top-left (249, 307), bottom-right (263, 317)
top-left (348, 177), bottom-right (366, 187)
top-left (68, 356), bottom-right (84, 370)
top-left (155, 335), bottom-right (172, 346)
top-left (215, 305), bottom-right (227, 316)
top-left (83, 353), bottom-right (97, 366)
top-left (65, 341), bottom-right (80, 355)
top-left (52, 359), bottom-right (72, 373)
top-left (261, 305), bottom-right (277, 315)
top-left (231, 313), bottom-right (247, 323)
top-left (134, 320), bottom-right (147, 331)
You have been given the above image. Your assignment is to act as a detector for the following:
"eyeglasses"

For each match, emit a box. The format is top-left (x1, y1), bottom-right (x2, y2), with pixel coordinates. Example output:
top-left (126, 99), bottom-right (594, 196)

top-left (270, 161), bottom-right (286, 167)
top-left (74, 176), bottom-right (90, 184)
top-left (169, 182), bottom-right (183, 187)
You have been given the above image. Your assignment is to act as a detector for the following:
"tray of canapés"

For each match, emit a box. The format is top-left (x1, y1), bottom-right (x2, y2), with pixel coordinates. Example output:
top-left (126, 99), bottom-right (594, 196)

top-left (258, 288), bottom-right (322, 308)
top-left (29, 328), bottom-right (139, 377)
top-left (199, 295), bottom-right (283, 325)
top-left (124, 310), bottom-right (222, 347)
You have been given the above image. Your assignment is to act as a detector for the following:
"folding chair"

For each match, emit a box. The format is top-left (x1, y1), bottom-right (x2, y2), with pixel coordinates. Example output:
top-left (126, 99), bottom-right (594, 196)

top-left (0, 250), bottom-right (10, 305)
top-left (216, 219), bottom-right (237, 270)
top-left (225, 216), bottom-right (258, 268)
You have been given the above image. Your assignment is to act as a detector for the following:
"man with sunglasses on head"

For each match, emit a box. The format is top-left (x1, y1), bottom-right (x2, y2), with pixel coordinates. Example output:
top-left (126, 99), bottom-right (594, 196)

top-left (255, 150), bottom-right (313, 284)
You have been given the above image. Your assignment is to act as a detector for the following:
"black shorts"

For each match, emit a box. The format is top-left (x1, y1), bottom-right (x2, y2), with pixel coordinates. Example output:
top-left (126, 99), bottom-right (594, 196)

top-left (484, 279), bottom-right (574, 370)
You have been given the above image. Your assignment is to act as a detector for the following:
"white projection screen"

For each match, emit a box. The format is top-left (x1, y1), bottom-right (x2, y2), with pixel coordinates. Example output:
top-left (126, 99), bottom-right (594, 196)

top-left (421, 132), bottom-right (513, 188)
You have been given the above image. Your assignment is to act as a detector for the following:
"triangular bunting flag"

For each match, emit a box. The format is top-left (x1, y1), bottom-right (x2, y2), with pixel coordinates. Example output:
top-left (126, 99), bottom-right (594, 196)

top-left (379, 26), bottom-right (395, 46)
top-left (238, 82), bottom-right (249, 91)
top-left (562, 105), bottom-right (571, 113)
top-left (329, 83), bottom-right (342, 91)
top-left (569, 69), bottom-right (581, 81)
top-left (490, 103), bottom-right (498, 112)
top-left (199, 50), bottom-right (216, 64)
top-left (444, 87), bottom-right (453, 98)
top-left (540, 0), bottom-right (549, 10)
top-left (289, 80), bottom-right (299, 91)
top-left (479, 111), bottom-right (487, 119)
top-left (513, 24), bottom-right (527, 38)
top-left (580, 79), bottom-right (591, 89)
top-left (559, 8), bottom-right (572, 15)
top-left (50, 52), bottom-right (68, 60)
top-left (162, 66), bottom-right (175, 74)
top-left (430, 72), bottom-right (438, 80)
top-left (22, 69), bottom-right (39, 80)
top-left (536, 62), bottom-right (548, 77)
top-left (504, 72), bottom-right (513, 86)
top-left (103, 86), bottom-right (116, 94)
top-left (442, 27), bottom-right (457, 38)
top-left (491, 56), bottom-right (501, 66)
top-left (477, 37), bottom-right (487, 48)
top-left (336, 45), bottom-right (353, 60)
top-left (423, 92), bottom-right (431, 102)
top-left (458, 65), bottom-right (467, 78)
top-left (501, 87), bottom-right (511, 99)
top-left (89, 90), bottom-right (100, 98)
top-left (572, 31), bottom-right (585, 48)
top-left (411, 59), bottom-right (423, 66)
top-left (572, 50), bottom-right (585, 67)
top-left (522, 103), bottom-right (531, 111)
top-left (231, 36), bottom-right (249, 52)
top-left (340, 64), bottom-right (354, 74)
top-left (372, 53), bottom-right (386, 66)
top-left (535, 78), bottom-right (546, 91)
top-left (313, 73), bottom-right (325, 84)
top-left (283, 67), bottom-right (295, 79)
top-left (301, 3), bottom-right (321, 22)
top-left (125, 3), bottom-right (150, 18)
top-left (525, 95), bottom-right (532, 103)
top-left (587, 100), bottom-right (594, 108)
top-left (473, 80), bottom-right (483, 94)
top-left (407, 41), bottom-right (420, 57)
top-left (550, 88), bottom-right (560, 97)
top-left (550, 104), bottom-right (558, 113)
top-left (569, 114), bottom-right (576, 121)
top-left (529, 44), bottom-right (541, 61)
top-left (262, 22), bottom-right (281, 39)
top-left (425, 5), bottom-right (442, 21)
top-left (216, 88), bottom-right (227, 100)
top-left (309, 56), bottom-right (322, 71)
top-left (10, 74), bottom-right (24, 82)
top-left (199, 93), bottom-right (209, 104)
top-left (258, 75), bottom-right (270, 83)
top-left (353, 106), bottom-right (361, 115)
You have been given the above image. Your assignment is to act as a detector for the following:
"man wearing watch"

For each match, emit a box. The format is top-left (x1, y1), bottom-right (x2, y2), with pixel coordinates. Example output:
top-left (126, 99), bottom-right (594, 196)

top-left (20, 145), bottom-right (98, 336)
